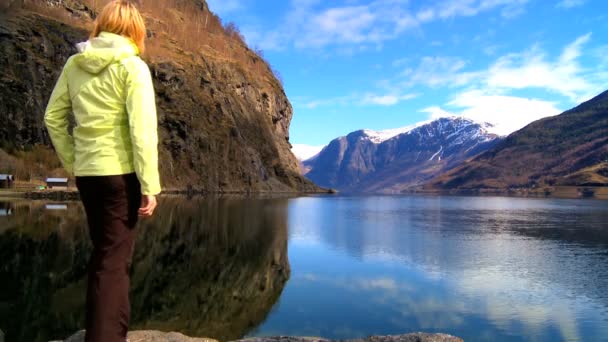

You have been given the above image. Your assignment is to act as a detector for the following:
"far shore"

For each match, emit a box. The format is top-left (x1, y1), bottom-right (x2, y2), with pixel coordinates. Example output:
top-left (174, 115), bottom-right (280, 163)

top-left (1, 185), bottom-right (606, 201)
top-left (0, 186), bottom-right (334, 201)
top-left (406, 185), bottom-right (608, 200)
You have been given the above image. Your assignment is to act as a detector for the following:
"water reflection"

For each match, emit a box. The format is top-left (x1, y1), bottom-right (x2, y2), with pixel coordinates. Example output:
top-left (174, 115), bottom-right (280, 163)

top-left (2, 195), bottom-right (608, 342)
top-left (0, 202), bottom-right (12, 216)
top-left (0, 197), bottom-right (290, 342)
top-left (264, 195), bottom-right (608, 341)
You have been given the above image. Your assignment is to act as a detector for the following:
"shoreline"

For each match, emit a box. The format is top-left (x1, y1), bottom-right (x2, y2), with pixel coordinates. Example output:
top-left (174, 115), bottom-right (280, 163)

top-left (0, 188), bottom-right (335, 201)
top-left (1, 185), bottom-right (607, 201)
top-left (406, 185), bottom-right (608, 200)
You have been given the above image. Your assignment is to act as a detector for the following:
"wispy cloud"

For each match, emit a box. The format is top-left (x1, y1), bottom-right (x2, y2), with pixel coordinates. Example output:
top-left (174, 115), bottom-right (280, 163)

top-left (401, 33), bottom-right (601, 102)
top-left (248, 0), bottom-right (530, 51)
top-left (362, 93), bottom-right (419, 106)
top-left (301, 95), bottom-right (352, 109)
top-left (420, 106), bottom-right (455, 120)
top-left (445, 90), bottom-right (562, 135)
top-left (485, 33), bottom-right (594, 101)
top-left (427, 0), bottom-right (529, 20)
top-left (300, 92), bottom-right (418, 109)
top-left (401, 56), bottom-right (480, 88)
top-left (409, 34), bottom-right (603, 134)
top-left (556, 0), bottom-right (586, 9)
top-left (302, 33), bottom-right (602, 129)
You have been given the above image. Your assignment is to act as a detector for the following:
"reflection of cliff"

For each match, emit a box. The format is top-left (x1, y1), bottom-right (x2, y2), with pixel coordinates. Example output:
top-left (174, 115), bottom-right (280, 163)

top-left (0, 197), bottom-right (290, 342)
top-left (0, 201), bottom-right (90, 342)
top-left (129, 197), bottom-right (291, 341)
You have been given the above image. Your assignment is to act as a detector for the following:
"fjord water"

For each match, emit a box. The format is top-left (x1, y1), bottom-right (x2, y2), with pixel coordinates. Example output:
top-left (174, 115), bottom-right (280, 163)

top-left (1, 196), bottom-right (607, 341)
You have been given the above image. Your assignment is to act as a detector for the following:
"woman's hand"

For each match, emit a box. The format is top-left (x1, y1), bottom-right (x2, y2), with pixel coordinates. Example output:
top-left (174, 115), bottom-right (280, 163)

top-left (139, 195), bottom-right (157, 217)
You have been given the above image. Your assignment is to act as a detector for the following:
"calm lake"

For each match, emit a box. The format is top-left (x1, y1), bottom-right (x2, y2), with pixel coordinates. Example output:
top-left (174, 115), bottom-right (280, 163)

top-left (1, 195), bottom-right (607, 342)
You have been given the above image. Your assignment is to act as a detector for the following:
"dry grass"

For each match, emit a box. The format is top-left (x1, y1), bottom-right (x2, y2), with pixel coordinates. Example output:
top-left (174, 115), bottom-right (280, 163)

top-left (108, 0), bottom-right (277, 84)
top-left (15, 0), bottom-right (280, 86)
top-left (0, 145), bottom-right (67, 183)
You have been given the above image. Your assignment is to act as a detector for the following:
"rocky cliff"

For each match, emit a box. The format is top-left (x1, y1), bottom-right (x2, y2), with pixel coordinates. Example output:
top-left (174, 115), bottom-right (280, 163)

top-left (303, 117), bottom-right (501, 193)
top-left (0, 1), bottom-right (321, 192)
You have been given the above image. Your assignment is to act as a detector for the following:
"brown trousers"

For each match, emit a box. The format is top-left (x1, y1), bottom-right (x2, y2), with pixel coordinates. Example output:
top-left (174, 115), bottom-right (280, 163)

top-left (76, 173), bottom-right (141, 342)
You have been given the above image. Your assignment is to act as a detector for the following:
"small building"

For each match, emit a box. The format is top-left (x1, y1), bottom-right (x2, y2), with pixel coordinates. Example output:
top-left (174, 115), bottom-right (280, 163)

top-left (0, 174), bottom-right (14, 189)
top-left (46, 177), bottom-right (69, 190)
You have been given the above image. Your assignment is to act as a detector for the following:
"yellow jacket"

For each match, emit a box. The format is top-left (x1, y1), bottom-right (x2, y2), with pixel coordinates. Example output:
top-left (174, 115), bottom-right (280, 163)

top-left (45, 32), bottom-right (161, 195)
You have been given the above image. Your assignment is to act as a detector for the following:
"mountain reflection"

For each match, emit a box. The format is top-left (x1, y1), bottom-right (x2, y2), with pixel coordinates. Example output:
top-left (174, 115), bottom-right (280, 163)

top-left (281, 196), bottom-right (608, 341)
top-left (0, 197), bottom-right (290, 342)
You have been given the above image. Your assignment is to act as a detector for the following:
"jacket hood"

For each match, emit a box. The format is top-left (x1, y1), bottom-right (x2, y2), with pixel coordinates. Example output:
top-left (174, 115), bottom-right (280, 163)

top-left (73, 32), bottom-right (139, 74)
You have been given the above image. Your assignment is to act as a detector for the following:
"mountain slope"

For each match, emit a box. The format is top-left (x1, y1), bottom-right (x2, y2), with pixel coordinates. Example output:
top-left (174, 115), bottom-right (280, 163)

top-left (303, 117), bottom-right (501, 192)
top-left (0, 1), bottom-right (321, 192)
top-left (426, 90), bottom-right (608, 190)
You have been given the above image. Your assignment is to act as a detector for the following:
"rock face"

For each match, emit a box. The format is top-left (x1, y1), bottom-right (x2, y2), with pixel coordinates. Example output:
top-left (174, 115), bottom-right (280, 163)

top-left (303, 117), bottom-right (500, 193)
top-left (59, 330), bottom-right (218, 342)
top-left (0, 1), bottom-right (321, 192)
top-left (238, 335), bottom-right (463, 342)
top-left (59, 331), bottom-right (462, 342)
top-left (426, 90), bottom-right (608, 190)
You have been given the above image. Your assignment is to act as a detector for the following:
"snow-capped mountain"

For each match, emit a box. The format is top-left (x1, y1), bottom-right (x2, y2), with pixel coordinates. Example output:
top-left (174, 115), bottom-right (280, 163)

top-left (302, 116), bottom-right (502, 193)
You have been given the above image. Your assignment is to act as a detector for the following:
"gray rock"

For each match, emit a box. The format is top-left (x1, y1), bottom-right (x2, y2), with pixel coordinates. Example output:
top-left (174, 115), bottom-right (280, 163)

top-left (232, 333), bottom-right (462, 342)
top-left (60, 330), bottom-right (218, 342)
top-left (350, 333), bottom-right (463, 342)
top-left (58, 331), bottom-right (462, 342)
top-left (0, 328), bottom-right (4, 342)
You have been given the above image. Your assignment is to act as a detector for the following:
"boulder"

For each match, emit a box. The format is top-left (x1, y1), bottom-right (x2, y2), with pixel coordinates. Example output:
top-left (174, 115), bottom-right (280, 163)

top-left (59, 330), bottom-right (218, 342)
top-left (57, 331), bottom-right (462, 342)
top-left (236, 334), bottom-right (463, 342)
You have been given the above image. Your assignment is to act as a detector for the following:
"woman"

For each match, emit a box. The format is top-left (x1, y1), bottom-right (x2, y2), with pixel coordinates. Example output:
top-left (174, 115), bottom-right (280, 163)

top-left (44, 1), bottom-right (161, 341)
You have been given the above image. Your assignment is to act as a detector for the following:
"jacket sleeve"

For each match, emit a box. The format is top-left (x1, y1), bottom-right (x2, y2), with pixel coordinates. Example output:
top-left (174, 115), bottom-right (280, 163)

top-left (44, 61), bottom-right (75, 174)
top-left (125, 58), bottom-right (161, 195)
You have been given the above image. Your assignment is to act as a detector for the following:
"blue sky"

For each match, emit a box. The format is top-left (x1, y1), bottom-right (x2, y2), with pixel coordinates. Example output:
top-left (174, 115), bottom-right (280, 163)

top-left (207, 0), bottom-right (608, 153)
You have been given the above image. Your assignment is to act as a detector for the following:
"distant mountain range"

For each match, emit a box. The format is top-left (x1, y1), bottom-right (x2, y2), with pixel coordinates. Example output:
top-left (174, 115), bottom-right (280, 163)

top-left (300, 90), bottom-right (608, 194)
top-left (426, 90), bottom-right (608, 190)
top-left (302, 117), bottom-right (502, 193)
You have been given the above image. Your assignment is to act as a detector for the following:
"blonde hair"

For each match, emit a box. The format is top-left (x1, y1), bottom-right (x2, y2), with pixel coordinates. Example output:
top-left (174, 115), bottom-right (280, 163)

top-left (91, 0), bottom-right (146, 54)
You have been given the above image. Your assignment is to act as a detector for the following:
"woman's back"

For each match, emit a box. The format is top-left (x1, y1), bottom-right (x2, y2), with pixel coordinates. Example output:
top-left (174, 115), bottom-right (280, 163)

top-left (45, 31), bottom-right (160, 194)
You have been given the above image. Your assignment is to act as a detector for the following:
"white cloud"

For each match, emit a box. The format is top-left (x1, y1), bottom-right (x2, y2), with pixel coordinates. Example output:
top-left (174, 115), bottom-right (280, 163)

top-left (408, 33), bottom-right (608, 135)
top-left (420, 106), bottom-right (455, 120)
top-left (416, 8), bottom-right (436, 23)
top-left (402, 56), bottom-right (480, 88)
top-left (302, 95), bottom-right (351, 109)
top-left (438, 90), bottom-right (562, 135)
top-left (248, 0), bottom-right (530, 51)
top-left (435, 0), bottom-right (529, 19)
top-left (299, 92), bottom-right (417, 109)
top-left (306, 33), bottom-right (602, 134)
top-left (291, 144), bottom-right (326, 161)
top-left (362, 93), bottom-right (419, 106)
top-left (485, 33), bottom-right (594, 101)
top-left (402, 33), bottom-right (603, 104)
top-left (557, 0), bottom-right (586, 8)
